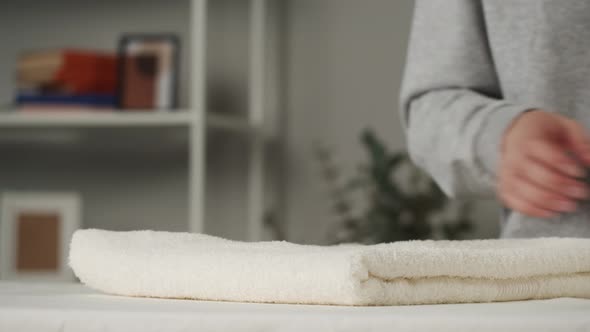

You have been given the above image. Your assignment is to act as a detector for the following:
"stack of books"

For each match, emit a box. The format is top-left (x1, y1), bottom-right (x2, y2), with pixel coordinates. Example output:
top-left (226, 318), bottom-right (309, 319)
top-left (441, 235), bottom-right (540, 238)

top-left (16, 49), bottom-right (117, 111)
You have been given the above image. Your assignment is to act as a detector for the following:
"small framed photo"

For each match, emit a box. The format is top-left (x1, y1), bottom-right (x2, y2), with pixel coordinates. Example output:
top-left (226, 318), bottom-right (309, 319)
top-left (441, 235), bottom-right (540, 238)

top-left (117, 34), bottom-right (180, 110)
top-left (0, 192), bottom-right (81, 281)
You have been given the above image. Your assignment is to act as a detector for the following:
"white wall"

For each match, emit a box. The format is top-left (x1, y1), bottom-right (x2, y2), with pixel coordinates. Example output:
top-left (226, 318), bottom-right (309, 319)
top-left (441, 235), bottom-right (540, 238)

top-left (281, 0), bottom-right (501, 244)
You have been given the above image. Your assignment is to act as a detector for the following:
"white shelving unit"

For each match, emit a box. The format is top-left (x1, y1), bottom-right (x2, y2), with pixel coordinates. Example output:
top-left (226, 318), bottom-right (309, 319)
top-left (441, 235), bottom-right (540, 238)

top-left (189, 0), bottom-right (270, 238)
top-left (0, 0), bottom-right (272, 241)
top-left (0, 112), bottom-right (253, 131)
top-left (0, 112), bottom-right (192, 127)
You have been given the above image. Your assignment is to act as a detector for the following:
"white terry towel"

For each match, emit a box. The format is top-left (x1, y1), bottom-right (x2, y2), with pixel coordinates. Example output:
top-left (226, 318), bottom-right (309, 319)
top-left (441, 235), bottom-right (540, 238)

top-left (69, 229), bottom-right (590, 306)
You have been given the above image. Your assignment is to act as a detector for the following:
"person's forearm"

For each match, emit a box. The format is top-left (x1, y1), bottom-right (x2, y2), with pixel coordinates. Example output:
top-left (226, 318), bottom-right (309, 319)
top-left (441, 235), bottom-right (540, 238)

top-left (405, 88), bottom-right (531, 198)
top-left (400, 0), bottom-right (534, 198)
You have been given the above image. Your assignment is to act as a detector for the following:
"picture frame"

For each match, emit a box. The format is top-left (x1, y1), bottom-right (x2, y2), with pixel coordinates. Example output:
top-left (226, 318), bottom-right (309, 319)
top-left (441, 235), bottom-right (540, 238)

top-left (0, 192), bottom-right (81, 281)
top-left (117, 34), bottom-right (180, 110)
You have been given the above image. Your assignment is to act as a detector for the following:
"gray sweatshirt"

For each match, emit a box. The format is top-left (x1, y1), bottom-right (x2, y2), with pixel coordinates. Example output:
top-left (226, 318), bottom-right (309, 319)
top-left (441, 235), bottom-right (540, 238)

top-left (400, 0), bottom-right (590, 238)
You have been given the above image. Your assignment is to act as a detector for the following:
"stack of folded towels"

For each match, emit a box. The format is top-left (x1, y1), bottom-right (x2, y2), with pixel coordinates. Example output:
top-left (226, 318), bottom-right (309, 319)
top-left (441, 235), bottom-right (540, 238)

top-left (69, 229), bottom-right (590, 306)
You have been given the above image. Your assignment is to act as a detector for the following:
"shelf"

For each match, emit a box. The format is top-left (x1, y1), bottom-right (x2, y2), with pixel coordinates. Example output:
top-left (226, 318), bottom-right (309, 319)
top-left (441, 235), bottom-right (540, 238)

top-left (0, 111), bottom-right (191, 127)
top-left (0, 111), bottom-right (254, 132)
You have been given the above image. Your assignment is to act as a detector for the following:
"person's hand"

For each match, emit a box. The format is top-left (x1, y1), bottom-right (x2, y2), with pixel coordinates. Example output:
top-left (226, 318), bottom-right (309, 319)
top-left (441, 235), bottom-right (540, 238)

top-left (498, 110), bottom-right (590, 218)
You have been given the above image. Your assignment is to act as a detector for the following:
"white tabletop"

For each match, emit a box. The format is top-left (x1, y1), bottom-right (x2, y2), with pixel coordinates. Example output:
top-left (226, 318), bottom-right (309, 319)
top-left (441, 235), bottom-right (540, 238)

top-left (0, 281), bottom-right (589, 332)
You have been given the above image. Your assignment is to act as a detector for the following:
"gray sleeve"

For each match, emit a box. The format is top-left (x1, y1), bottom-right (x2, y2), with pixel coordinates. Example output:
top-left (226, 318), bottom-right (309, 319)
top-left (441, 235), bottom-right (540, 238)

top-left (399, 0), bottom-right (533, 199)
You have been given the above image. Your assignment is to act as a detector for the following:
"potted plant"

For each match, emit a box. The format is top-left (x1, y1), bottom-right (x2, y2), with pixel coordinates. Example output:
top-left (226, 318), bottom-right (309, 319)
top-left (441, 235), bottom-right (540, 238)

top-left (316, 129), bottom-right (473, 244)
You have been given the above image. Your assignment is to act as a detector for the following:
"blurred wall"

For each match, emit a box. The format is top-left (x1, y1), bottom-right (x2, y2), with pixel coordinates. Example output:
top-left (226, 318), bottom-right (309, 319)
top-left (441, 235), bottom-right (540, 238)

top-left (281, 0), bottom-right (501, 243)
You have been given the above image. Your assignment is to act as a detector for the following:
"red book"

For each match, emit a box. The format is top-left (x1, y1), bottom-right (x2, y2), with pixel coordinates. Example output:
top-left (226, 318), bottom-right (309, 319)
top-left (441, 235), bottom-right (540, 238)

top-left (17, 49), bottom-right (117, 94)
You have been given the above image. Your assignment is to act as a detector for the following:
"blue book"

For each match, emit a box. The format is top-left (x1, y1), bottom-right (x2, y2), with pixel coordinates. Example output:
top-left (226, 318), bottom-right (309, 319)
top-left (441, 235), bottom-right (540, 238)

top-left (16, 93), bottom-right (116, 108)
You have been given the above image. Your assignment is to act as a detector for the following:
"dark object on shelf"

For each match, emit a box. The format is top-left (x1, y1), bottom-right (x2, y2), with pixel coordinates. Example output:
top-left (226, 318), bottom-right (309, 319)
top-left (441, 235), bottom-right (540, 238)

top-left (16, 93), bottom-right (116, 110)
top-left (117, 34), bottom-right (180, 111)
top-left (316, 129), bottom-right (474, 244)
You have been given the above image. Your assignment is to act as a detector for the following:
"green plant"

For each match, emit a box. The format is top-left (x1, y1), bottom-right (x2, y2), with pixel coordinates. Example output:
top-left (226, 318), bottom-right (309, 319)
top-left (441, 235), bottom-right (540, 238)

top-left (316, 128), bottom-right (473, 244)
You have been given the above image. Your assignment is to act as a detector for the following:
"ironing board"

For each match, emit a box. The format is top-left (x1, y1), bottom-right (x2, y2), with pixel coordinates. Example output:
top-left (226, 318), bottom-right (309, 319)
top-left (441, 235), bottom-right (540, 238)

top-left (1, 281), bottom-right (589, 332)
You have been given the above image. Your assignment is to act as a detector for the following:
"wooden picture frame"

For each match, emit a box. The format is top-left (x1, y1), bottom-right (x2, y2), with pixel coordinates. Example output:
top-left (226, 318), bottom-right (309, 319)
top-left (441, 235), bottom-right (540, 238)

top-left (0, 192), bottom-right (81, 281)
top-left (117, 34), bottom-right (180, 110)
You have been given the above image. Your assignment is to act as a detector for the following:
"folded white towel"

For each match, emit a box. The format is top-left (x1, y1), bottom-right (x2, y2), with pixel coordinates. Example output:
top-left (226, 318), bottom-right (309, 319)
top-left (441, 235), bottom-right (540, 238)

top-left (69, 229), bottom-right (590, 306)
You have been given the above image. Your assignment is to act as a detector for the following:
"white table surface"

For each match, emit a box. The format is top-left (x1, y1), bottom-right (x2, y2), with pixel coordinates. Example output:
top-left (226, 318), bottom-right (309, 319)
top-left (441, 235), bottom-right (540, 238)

top-left (1, 281), bottom-right (589, 332)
